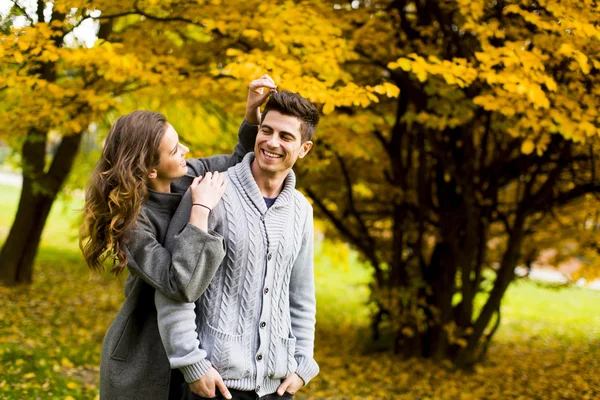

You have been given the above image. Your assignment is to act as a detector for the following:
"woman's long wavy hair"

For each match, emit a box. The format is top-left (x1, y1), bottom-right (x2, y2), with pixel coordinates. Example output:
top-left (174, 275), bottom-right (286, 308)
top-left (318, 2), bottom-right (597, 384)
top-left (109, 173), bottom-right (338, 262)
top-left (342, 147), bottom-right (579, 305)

top-left (80, 110), bottom-right (168, 275)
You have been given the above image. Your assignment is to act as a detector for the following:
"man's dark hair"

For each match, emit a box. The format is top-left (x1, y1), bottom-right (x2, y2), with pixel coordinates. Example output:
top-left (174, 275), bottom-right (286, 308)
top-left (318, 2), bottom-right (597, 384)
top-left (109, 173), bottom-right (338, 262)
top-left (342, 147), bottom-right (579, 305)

top-left (261, 90), bottom-right (320, 142)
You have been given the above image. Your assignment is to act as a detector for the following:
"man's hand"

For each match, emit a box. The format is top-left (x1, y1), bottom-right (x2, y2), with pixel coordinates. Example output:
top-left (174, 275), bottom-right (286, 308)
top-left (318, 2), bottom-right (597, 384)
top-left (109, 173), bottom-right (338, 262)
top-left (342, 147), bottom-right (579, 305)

top-left (246, 74), bottom-right (277, 125)
top-left (189, 367), bottom-right (232, 399)
top-left (276, 373), bottom-right (304, 396)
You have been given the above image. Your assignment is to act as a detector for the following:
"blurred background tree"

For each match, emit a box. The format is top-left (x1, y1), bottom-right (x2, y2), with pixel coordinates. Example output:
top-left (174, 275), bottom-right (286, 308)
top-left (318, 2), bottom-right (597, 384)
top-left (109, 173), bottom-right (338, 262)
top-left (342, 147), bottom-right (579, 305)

top-left (300, 0), bottom-right (600, 368)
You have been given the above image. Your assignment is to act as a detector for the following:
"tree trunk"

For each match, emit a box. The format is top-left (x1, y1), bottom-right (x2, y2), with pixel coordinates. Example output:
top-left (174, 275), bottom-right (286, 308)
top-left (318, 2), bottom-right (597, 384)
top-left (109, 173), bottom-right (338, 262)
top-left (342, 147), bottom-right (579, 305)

top-left (0, 188), bottom-right (54, 284)
top-left (0, 130), bottom-right (83, 285)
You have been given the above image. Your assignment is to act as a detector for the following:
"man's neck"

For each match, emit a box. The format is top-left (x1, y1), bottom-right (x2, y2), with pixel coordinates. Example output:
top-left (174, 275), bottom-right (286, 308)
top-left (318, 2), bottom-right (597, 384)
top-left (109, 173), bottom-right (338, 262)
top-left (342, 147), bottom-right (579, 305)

top-left (250, 160), bottom-right (287, 198)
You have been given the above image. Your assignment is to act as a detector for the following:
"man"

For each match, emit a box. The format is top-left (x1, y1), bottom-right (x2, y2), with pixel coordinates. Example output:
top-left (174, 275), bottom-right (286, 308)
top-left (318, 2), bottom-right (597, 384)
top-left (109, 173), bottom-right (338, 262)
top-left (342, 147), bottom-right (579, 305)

top-left (157, 90), bottom-right (320, 399)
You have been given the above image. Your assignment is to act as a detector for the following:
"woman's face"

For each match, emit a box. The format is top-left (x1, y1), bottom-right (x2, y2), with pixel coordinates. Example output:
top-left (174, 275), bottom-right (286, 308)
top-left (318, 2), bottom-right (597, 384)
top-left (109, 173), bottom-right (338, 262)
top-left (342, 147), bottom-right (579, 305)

top-left (153, 123), bottom-right (189, 182)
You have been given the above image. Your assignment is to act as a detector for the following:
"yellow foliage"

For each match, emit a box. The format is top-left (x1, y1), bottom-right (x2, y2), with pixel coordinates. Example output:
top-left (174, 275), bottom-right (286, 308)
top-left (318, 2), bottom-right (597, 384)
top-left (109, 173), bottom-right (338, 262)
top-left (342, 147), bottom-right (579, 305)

top-left (521, 140), bottom-right (535, 155)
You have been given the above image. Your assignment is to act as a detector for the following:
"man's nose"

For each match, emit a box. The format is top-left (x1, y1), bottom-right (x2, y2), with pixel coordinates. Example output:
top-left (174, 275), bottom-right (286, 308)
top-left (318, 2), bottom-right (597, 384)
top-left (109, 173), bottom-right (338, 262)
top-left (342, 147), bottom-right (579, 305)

top-left (266, 135), bottom-right (280, 148)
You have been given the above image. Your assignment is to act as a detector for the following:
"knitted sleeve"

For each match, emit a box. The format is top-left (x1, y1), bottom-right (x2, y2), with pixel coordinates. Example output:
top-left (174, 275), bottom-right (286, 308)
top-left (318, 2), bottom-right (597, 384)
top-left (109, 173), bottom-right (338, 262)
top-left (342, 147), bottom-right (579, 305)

top-left (155, 291), bottom-right (213, 382)
top-left (288, 205), bottom-right (320, 384)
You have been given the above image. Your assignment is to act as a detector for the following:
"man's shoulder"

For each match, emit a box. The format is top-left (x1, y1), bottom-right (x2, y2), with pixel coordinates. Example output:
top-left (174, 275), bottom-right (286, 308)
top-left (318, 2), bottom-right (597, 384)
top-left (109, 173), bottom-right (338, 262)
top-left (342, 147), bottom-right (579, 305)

top-left (292, 189), bottom-right (313, 212)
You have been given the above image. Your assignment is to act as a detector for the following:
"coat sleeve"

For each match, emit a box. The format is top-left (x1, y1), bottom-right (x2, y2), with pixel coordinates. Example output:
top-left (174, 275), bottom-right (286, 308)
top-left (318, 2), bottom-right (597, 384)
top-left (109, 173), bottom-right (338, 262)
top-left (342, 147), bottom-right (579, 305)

top-left (125, 206), bottom-right (226, 303)
top-left (172, 120), bottom-right (257, 193)
top-left (289, 204), bottom-right (319, 384)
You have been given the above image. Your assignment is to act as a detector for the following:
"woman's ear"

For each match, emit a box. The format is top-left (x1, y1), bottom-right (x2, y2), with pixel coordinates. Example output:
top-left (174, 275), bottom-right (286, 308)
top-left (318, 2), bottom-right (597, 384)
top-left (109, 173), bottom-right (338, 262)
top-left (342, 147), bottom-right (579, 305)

top-left (148, 169), bottom-right (158, 179)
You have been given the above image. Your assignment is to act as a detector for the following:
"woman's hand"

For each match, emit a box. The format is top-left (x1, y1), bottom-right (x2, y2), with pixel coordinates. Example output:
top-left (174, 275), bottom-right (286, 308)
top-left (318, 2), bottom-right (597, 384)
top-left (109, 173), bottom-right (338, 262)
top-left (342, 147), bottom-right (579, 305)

top-left (245, 74), bottom-right (277, 125)
top-left (189, 172), bottom-right (227, 231)
top-left (190, 171), bottom-right (227, 210)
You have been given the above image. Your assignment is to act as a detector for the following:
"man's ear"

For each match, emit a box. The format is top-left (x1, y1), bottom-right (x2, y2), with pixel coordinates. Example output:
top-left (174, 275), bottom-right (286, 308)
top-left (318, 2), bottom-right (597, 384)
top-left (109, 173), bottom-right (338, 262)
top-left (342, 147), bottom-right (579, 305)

top-left (298, 141), bottom-right (313, 159)
top-left (148, 169), bottom-right (158, 179)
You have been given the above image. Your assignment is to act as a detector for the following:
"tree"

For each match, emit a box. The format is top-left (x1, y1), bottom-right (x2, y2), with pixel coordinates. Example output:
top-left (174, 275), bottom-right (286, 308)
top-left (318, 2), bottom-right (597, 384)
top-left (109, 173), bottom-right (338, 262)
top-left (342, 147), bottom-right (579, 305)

top-left (293, 0), bottom-right (600, 368)
top-left (0, 1), bottom-right (170, 284)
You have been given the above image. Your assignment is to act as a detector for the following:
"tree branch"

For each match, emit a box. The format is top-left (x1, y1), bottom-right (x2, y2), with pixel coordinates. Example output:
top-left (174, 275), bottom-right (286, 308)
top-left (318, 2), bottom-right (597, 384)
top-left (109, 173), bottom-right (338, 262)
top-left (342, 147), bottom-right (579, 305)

top-left (11, 0), bottom-right (34, 24)
top-left (305, 187), bottom-right (384, 284)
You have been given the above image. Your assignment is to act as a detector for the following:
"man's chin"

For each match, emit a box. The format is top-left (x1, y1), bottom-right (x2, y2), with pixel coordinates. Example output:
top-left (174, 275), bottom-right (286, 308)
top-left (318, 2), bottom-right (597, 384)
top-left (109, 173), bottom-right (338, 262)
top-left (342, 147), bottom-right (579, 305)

top-left (256, 161), bottom-right (279, 174)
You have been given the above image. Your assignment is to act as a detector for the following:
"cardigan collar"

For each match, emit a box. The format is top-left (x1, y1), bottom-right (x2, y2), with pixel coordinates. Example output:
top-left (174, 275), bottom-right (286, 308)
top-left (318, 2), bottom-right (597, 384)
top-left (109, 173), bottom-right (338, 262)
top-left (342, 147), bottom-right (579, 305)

top-left (231, 152), bottom-right (296, 215)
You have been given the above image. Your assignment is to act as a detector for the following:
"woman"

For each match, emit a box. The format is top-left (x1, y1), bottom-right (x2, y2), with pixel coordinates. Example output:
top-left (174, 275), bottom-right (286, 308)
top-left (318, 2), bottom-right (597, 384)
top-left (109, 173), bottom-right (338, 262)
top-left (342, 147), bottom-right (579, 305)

top-left (80, 76), bottom-right (277, 399)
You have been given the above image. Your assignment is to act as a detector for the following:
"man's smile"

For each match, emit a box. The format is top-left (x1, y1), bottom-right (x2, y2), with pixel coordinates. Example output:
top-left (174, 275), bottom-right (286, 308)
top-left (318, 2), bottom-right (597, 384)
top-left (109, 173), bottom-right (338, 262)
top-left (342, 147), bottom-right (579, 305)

top-left (261, 149), bottom-right (283, 159)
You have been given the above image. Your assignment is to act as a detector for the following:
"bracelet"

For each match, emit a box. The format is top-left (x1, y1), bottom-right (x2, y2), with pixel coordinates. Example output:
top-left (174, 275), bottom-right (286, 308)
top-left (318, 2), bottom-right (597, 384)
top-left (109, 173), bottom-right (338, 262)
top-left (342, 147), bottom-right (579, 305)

top-left (192, 203), bottom-right (212, 212)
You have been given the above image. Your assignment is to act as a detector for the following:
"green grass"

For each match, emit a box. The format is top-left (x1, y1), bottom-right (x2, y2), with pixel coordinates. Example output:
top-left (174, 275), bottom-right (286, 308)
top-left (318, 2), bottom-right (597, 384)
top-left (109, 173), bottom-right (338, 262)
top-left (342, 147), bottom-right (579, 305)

top-left (497, 279), bottom-right (600, 344)
top-left (0, 183), bottom-right (599, 399)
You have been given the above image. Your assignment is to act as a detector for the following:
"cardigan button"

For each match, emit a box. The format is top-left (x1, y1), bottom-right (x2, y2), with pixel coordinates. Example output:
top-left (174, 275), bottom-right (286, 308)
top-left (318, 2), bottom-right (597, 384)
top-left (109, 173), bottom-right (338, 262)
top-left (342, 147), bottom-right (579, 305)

top-left (264, 287), bottom-right (269, 295)
top-left (267, 253), bottom-right (272, 261)
top-left (260, 321), bottom-right (266, 328)
top-left (256, 354), bottom-right (263, 361)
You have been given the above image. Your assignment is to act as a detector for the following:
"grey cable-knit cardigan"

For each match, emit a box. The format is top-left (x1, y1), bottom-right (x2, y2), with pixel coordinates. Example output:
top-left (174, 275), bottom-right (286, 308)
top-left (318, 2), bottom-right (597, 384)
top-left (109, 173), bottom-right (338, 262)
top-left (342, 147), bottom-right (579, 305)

top-left (99, 121), bottom-right (258, 400)
top-left (156, 153), bottom-right (319, 398)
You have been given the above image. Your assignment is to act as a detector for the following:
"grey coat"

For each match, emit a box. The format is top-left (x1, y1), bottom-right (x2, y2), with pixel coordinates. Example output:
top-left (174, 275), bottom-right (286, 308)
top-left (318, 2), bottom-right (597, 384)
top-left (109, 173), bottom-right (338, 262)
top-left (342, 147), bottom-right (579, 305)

top-left (99, 121), bottom-right (257, 400)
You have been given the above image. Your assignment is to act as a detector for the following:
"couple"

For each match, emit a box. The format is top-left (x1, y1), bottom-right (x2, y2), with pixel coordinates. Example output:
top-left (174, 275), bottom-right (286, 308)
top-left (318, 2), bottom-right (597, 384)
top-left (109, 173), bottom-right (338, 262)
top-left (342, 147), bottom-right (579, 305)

top-left (80, 75), bottom-right (319, 400)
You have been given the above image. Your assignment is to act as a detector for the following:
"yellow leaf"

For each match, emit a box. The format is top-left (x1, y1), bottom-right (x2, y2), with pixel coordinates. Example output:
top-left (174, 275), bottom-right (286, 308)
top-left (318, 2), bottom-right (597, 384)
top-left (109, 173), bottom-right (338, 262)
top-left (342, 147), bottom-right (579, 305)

top-left (322, 103), bottom-right (335, 115)
top-left (384, 82), bottom-right (400, 98)
top-left (66, 381), bottom-right (79, 389)
top-left (401, 326), bottom-right (415, 337)
top-left (17, 40), bottom-right (29, 52)
top-left (416, 70), bottom-right (428, 82)
top-left (14, 51), bottom-right (24, 63)
top-left (61, 357), bottom-right (74, 368)
top-left (225, 48), bottom-right (242, 57)
top-left (574, 52), bottom-right (590, 74)
top-left (521, 140), bottom-right (535, 155)
top-left (23, 372), bottom-right (36, 379)
top-left (388, 58), bottom-right (411, 71)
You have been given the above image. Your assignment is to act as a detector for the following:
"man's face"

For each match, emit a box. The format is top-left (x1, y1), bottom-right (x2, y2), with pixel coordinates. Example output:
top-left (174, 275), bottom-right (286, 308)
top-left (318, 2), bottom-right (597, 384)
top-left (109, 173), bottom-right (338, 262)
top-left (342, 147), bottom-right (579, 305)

top-left (254, 111), bottom-right (313, 176)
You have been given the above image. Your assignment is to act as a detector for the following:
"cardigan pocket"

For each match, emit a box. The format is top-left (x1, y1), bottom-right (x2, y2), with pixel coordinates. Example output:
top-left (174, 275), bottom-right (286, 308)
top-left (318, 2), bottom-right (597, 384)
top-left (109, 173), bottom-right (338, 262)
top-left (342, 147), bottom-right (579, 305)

top-left (202, 323), bottom-right (250, 381)
top-left (269, 336), bottom-right (297, 379)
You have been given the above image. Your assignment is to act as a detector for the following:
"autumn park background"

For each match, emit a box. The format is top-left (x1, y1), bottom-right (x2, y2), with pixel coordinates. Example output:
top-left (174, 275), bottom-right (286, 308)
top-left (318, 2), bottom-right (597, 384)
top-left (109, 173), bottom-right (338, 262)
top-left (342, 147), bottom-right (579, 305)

top-left (1, 0), bottom-right (599, 399)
